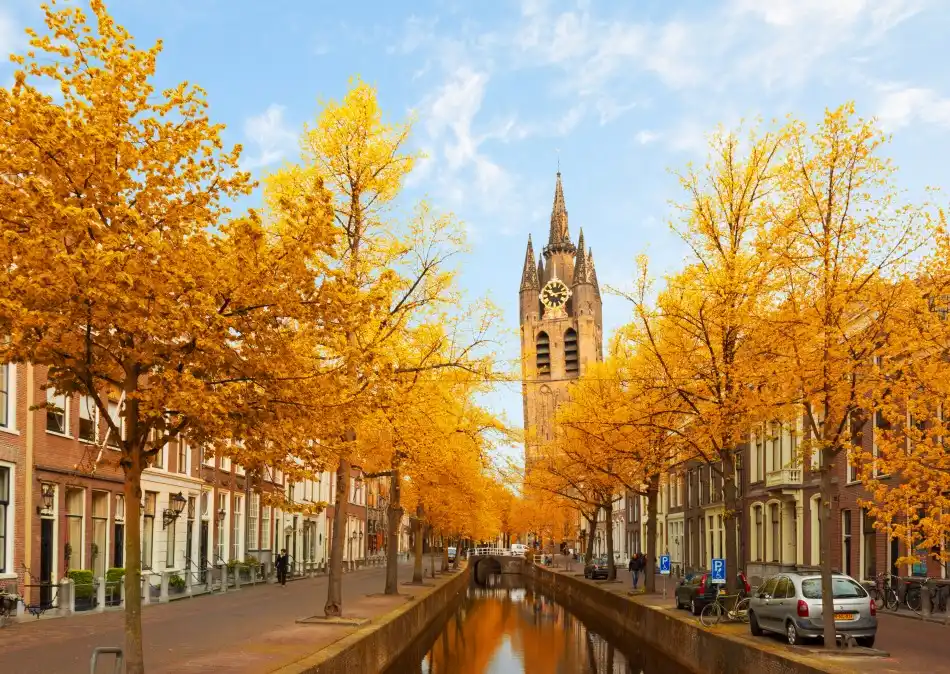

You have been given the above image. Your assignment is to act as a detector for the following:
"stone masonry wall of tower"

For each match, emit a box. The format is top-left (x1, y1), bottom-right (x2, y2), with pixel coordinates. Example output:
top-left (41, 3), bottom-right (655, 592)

top-left (519, 172), bottom-right (604, 473)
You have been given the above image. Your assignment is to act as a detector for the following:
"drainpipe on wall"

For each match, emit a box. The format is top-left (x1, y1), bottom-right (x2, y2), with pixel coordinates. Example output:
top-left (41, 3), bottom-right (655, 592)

top-left (23, 364), bottom-right (35, 578)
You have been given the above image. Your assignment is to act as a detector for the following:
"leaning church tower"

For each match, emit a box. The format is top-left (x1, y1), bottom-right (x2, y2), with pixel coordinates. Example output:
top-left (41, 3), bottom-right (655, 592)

top-left (520, 172), bottom-right (604, 472)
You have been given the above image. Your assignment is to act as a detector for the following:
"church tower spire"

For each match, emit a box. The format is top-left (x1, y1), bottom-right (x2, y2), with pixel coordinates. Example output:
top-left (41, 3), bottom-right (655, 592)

top-left (520, 235), bottom-right (539, 291)
top-left (545, 172), bottom-right (576, 257)
top-left (572, 228), bottom-right (589, 285)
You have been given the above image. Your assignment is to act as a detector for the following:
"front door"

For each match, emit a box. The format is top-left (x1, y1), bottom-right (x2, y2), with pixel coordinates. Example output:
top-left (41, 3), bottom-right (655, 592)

top-left (113, 523), bottom-right (124, 568)
top-left (199, 521), bottom-right (209, 584)
top-left (40, 518), bottom-right (54, 607)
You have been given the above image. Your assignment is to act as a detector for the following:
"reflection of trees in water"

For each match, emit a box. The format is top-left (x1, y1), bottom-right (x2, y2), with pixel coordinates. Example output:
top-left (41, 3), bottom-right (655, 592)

top-left (393, 576), bottom-right (681, 674)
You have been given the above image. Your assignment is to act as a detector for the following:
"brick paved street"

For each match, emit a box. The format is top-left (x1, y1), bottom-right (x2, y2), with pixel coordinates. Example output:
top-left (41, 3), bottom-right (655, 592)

top-left (0, 561), bottom-right (436, 674)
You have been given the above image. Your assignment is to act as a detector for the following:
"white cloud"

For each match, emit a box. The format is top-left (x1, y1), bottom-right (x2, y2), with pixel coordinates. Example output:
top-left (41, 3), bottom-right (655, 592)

top-left (875, 85), bottom-right (950, 132)
top-left (242, 104), bottom-right (297, 170)
top-left (635, 130), bottom-right (660, 145)
top-left (0, 8), bottom-right (22, 57)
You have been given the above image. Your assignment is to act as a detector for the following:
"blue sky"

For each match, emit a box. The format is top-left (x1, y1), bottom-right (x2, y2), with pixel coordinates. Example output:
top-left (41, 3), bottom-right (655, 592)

top-left (3, 0), bottom-right (950, 467)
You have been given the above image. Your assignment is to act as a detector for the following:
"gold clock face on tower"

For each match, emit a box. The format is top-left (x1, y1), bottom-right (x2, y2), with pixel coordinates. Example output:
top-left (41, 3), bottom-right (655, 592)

top-left (540, 279), bottom-right (571, 309)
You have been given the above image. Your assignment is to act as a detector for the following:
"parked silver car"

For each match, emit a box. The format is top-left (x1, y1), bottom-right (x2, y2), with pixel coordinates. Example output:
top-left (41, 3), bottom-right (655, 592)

top-left (748, 572), bottom-right (877, 647)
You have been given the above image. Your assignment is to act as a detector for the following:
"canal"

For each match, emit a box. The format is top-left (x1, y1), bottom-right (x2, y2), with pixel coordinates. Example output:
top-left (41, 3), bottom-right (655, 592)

top-left (383, 574), bottom-right (691, 674)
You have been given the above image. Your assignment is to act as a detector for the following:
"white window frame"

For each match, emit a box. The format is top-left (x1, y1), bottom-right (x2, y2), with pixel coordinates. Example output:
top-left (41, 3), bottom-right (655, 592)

top-left (45, 387), bottom-right (69, 437)
top-left (0, 463), bottom-right (14, 577)
top-left (0, 363), bottom-right (16, 433)
top-left (78, 394), bottom-right (98, 443)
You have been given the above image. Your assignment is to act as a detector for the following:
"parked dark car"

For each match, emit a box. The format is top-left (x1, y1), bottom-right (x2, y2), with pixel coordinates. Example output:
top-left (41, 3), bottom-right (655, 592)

top-left (584, 556), bottom-right (609, 580)
top-left (675, 572), bottom-right (752, 615)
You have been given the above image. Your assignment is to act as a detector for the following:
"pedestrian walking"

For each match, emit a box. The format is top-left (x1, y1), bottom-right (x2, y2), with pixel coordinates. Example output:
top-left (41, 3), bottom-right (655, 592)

top-left (275, 549), bottom-right (289, 586)
top-left (629, 553), bottom-right (642, 590)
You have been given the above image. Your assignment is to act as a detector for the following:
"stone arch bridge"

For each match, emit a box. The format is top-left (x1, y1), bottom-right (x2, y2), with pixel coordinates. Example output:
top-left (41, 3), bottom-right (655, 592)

top-left (467, 547), bottom-right (526, 584)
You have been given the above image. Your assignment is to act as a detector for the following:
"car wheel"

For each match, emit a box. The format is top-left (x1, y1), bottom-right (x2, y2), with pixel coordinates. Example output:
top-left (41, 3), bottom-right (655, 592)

top-left (857, 636), bottom-right (875, 649)
top-left (786, 620), bottom-right (799, 646)
top-left (749, 611), bottom-right (763, 636)
top-left (690, 598), bottom-right (699, 615)
top-left (674, 595), bottom-right (682, 609)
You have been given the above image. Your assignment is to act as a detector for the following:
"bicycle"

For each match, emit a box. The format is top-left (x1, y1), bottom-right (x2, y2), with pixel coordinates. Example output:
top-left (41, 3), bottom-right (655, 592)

top-left (905, 577), bottom-right (948, 616)
top-left (869, 573), bottom-right (899, 611)
top-left (700, 592), bottom-right (750, 627)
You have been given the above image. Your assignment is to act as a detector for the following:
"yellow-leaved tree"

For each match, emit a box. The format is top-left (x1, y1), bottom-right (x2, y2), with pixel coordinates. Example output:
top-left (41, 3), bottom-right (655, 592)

top-left (767, 104), bottom-right (927, 647)
top-left (619, 123), bottom-right (786, 592)
top-left (266, 79), bottom-right (498, 616)
top-left (0, 3), bottom-right (336, 671)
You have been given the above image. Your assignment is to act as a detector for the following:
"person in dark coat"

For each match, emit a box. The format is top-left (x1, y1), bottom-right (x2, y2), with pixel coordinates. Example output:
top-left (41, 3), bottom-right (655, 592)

top-left (275, 549), bottom-right (289, 586)
top-left (628, 553), bottom-right (642, 590)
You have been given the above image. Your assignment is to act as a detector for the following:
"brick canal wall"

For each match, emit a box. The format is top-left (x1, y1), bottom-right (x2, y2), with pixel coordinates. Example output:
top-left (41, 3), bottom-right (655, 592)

top-left (526, 566), bottom-right (843, 674)
top-left (274, 568), bottom-right (470, 674)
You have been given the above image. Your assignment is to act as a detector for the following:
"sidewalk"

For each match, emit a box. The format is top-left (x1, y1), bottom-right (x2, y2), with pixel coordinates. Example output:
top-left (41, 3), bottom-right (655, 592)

top-left (541, 564), bottom-right (947, 673)
top-left (0, 561), bottom-right (455, 674)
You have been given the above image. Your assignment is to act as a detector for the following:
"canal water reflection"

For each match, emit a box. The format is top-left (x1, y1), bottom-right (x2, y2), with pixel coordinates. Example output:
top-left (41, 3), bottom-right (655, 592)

top-left (383, 575), bottom-right (691, 674)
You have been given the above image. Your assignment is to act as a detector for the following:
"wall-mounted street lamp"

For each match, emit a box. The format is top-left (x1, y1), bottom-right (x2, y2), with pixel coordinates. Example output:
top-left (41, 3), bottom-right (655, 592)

top-left (36, 483), bottom-right (55, 515)
top-left (163, 492), bottom-right (187, 530)
top-left (216, 507), bottom-right (227, 523)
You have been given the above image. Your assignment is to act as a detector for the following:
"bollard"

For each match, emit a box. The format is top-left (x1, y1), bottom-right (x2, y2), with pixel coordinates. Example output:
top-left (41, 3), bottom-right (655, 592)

top-left (921, 579), bottom-right (934, 619)
top-left (61, 578), bottom-right (74, 616)
top-left (234, 566), bottom-right (242, 590)
top-left (119, 578), bottom-right (125, 608)
top-left (159, 572), bottom-right (170, 603)
top-left (185, 568), bottom-right (193, 596)
top-left (142, 576), bottom-right (151, 605)
top-left (96, 577), bottom-right (106, 613)
top-left (89, 646), bottom-right (123, 674)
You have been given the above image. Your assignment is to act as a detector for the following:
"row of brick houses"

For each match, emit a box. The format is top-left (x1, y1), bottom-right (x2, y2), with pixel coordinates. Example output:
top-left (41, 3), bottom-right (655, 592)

top-left (599, 413), bottom-right (948, 583)
top-left (0, 362), bottom-right (400, 604)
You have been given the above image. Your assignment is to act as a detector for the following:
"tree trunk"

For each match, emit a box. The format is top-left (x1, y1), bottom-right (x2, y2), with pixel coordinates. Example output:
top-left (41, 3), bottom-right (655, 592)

top-left (819, 445), bottom-right (837, 648)
top-left (412, 504), bottom-right (424, 583)
top-left (584, 513), bottom-right (596, 564)
top-left (324, 456), bottom-right (350, 617)
top-left (429, 529), bottom-right (436, 577)
top-left (441, 535), bottom-right (449, 572)
top-left (723, 455), bottom-right (739, 595)
top-left (645, 477), bottom-right (659, 593)
top-left (452, 537), bottom-right (459, 570)
top-left (604, 502), bottom-right (616, 580)
top-left (384, 468), bottom-right (402, 595)
top-left (123, 454), bottom-right (145, 674)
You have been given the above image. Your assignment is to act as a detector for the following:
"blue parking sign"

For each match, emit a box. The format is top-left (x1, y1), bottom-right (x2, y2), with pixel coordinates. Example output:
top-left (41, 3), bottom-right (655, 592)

top-left (659, 554), bottom-right (671, 575)
top-left (711, 558), bottom-right (726, 584)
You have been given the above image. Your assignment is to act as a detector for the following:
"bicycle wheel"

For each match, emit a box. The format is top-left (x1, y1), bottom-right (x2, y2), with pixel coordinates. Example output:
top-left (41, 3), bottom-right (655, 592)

top-left (734, 597), bottom-right (751, 622)
top-left (700, 602), bottom-right (722, 627)
top-left (883, 588), bottom-right (899, 612)
top-left (906, 584), bottom-right (922, 614)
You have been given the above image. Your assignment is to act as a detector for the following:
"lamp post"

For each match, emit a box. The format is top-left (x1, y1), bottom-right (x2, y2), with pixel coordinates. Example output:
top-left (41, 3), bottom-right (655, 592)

top-left (36, 483), bottom-right (55, 515)
top-left (162, 492), bottom-right (187, 530)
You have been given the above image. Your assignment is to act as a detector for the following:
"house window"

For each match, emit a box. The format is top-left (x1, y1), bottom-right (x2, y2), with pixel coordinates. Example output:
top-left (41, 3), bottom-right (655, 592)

top-left (65, 487), bottom-right (85, 569)
top-left (46, 387), bottom-right (68, 435)
top-left (248, 493), bottom-right (259, 551)
top-left (142, 492), bottom-right (157, 569)
top-left (91, 491), bottom-right (108, 578)
top-left (261, 505), bottom-right (272, 550)
top-left (151, 433), bottom-right (164, 469)
top-left (862, 509), bottom-right (876, 581)
top-left (842, 509), bottom-right (853, 577)
top-left (216, 493), bottom-right (227, 562)
top-left (166, 517), bottom-right (176, 568)
top-left (0, 364), bottom-right (12, 429)
top-left (232, 495), bottom-right (243, 561)
top-left (79, 395), bottom-right (98, 442)
top-left (0, 466), bottom-right (10, 573)
top-left (810, 495), bottom-right (821, 566)
top-left (107, 399), bottom-right (122, 448)
top-left (770, 503), bottom-right (781, 562)
top-left (114, 495), bottom-right (125, 569)
top-left (175, 438), bottom-right (188, 475)
top-left (754, 505), bottom-right (764, 562)
top-left (200, 491), bottom-right (210, 520)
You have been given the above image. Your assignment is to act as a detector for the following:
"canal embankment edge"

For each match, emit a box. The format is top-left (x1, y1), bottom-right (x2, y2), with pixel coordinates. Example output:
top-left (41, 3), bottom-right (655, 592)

top-left (270, 566), bottom-right (470, 674)
top-left (526, 565), bottom-right (858, 674)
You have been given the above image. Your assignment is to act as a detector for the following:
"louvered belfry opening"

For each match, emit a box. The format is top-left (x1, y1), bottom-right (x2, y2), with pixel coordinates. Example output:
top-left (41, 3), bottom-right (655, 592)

top-left (536, 331), bottom-right (551, 379)
top-left (564, 328), bottom-right (579, 377)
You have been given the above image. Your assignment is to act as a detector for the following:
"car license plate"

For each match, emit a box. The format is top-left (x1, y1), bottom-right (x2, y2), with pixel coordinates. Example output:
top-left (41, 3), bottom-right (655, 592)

top-left (834, 612), bottom-right (856, 621)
